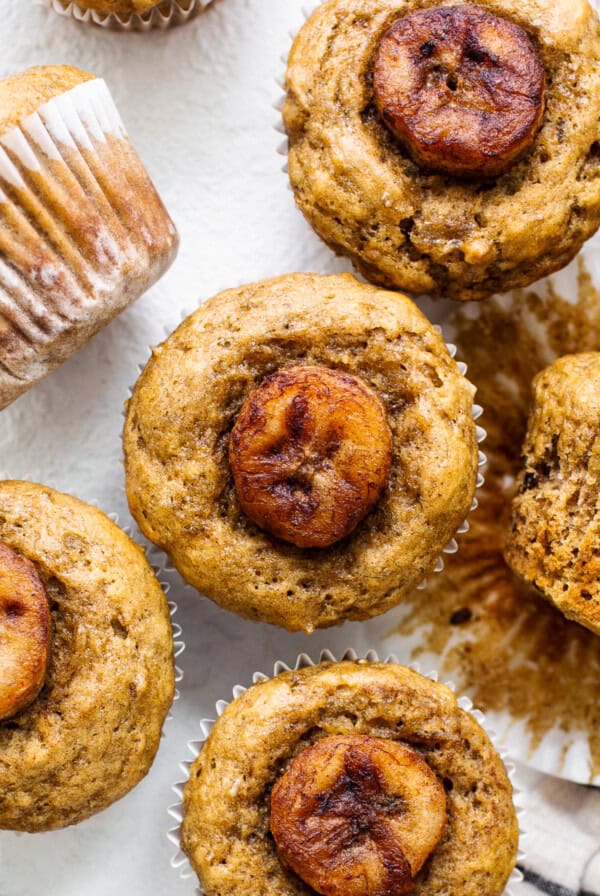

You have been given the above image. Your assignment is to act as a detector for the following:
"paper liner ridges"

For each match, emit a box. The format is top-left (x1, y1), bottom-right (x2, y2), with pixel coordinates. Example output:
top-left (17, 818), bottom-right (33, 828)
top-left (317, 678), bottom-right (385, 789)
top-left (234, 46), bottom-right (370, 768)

top-left (0, 77), bottom-right (178, 410)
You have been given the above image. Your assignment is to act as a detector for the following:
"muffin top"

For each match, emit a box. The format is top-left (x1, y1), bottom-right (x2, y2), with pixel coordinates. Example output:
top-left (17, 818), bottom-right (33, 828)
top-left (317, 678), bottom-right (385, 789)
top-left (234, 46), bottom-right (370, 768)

top-left (0, 66), bottom-right (94, 136)
top-left (0, 481), bottom-right (175, 832)
top-left (124, 273), bottom-right (479, 632)
top-left (505, 353), bottom-right (600, 635)
top-left (181, 660), bottom-right (518, 896)
top-left (284, 0), bottom-right (600, 300)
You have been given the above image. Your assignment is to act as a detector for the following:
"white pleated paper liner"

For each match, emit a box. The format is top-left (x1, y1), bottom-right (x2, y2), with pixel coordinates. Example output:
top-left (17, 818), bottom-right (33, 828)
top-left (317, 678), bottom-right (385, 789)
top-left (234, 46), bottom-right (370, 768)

top-left (168, 647), bottom-right (527, 895)
top-left (123, 296), bottom-right (487, 604)
top-left (0, 75), bottom-right (178, 410)
top-left (42, 0), bottom-right (213, 31)
top-left (0, 472), bottom-right (185, 725)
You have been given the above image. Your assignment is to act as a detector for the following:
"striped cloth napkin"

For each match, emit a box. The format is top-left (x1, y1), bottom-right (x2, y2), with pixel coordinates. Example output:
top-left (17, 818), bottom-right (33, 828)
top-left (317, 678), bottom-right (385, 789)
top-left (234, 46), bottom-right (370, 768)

top-left (517, 764), bottom-right (600, 896)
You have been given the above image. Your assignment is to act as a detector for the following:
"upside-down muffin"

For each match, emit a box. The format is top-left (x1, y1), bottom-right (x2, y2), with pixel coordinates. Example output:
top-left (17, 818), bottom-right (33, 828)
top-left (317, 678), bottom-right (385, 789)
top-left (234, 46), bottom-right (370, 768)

top-left (0, 65), bottom-right (178, 410)
top-left (505, 353), bottom-right (600, 636)
top-left (123, 273), bottom-right (480, 632)
top-left (283, 0), bottom-right (600, 300)
top-left (0, 481), bottom-right (175, 832)
top-left (180, 659), bottom-right (519, 896)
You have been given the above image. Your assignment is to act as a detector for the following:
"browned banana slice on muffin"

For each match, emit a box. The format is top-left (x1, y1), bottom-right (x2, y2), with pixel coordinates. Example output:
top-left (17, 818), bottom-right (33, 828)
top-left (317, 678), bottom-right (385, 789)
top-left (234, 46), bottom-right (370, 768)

top-left (283, 0), bottom-right (600, 300)
top-left (229, 366), bottom-right (393, 549)
top-left (180, 660), bottom-right (519, 896)
top-left (0, 481), bottom-right (175, 832)
top-left (373, 4), bottom-right (545, 178)
top-left (270, 734), bottom-right (446, 896)
top-left (124, 273), bottom-right (479, 632)
top-left (505, 353), bottom-right (600, 636)
top-left (0, 543), bottom-right (50, 721)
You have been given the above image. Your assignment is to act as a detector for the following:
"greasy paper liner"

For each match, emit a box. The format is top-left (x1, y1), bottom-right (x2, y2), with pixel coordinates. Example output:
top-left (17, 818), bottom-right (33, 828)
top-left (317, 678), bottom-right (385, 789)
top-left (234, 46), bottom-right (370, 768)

top-left (368, 240), bottom-right (600, 788)
top-left (42, 0), bottom-right (212, 31)
top-left (123, 300), bottom-right (487, 606)
top-left (0, 76), bottom-right (178, 409)
top-left (167, 648), bottom-right (526, 894)
top-left (0, 472), bottom-right (185, 725)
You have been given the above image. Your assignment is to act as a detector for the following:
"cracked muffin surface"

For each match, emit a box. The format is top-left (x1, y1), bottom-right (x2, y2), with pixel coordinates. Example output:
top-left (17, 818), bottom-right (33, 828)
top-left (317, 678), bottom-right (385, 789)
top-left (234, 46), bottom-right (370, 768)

top-left (181, 660), bottom-right (519, 896)
top-left (0, 481), bottom-right (175, 832)
top-left (283, 0), bottom-right (600, 300)
top-left (505, 353), bottom-right (600, 636)
top-left (123, 273), bottom-right (478, 632)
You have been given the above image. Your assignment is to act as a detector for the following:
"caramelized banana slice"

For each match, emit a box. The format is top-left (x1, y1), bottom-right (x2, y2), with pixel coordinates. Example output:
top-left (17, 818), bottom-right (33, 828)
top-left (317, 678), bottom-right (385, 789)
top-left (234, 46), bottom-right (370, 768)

top-left (0, 542), bottom-right (50, 721)
top-left (229, 366), bottom-right (392, 548)
top-left (270, 734), bottom-right (447, 896)
top-left (373, 3), bottom-right (546, 178)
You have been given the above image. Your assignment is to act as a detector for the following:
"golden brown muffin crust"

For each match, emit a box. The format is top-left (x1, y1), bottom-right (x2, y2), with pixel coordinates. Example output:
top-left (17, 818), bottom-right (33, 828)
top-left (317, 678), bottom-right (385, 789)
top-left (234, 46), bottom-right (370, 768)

top-left (0, 481), bottom-right (175, 832)
top-left (123, 273), bottom-right (479, 632)
top-left (284, 0), bottom-right (600, 301)
top-left (505, 353), bottom-right (600, 635)
top-left (181, 661), bottom-right (519, 896)
top-left (0, 67), bottom-right (94, 137)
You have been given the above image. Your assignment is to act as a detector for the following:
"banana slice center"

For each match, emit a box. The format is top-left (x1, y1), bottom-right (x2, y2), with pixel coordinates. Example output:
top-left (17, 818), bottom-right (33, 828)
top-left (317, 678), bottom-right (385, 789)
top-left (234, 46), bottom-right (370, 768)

top-left (0, 542), bottom-right (50, 722)
top-left (229, 366), bottom-right (392, 548)
top-left (372, 3), bottom-right (546, 178)
top-left (270, 734), bottom-right (447, 896)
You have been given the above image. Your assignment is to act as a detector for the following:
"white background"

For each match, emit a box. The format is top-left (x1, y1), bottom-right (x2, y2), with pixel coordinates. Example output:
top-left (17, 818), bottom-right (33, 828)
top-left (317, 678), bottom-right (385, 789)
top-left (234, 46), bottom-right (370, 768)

top-left (0, 1), bottom-right (594, 894)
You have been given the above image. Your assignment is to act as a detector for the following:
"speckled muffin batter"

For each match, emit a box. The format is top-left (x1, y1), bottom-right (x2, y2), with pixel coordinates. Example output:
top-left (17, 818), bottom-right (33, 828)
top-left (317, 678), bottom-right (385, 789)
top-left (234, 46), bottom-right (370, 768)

top-left (123, 273), bottom-right (479, 632)
top-left (505, 354), bottom-right (600, 636)
top-left (283, 0), bottom-right (600, 301)
top-left (181, 660), bottom-right (518, 896)
top-left (0, 481), bottom-right (175, 832)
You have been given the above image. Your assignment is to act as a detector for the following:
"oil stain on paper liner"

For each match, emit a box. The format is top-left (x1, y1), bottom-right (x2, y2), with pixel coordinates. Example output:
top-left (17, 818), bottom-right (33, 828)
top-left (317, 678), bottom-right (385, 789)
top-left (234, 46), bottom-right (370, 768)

top-left (390, 259), bottom-right (600, 781)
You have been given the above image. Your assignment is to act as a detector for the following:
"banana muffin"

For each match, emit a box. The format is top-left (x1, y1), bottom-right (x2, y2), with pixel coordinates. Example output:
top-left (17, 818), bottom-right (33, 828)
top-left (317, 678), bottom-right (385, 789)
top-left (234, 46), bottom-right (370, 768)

top-left (505, 353), bottom-right (600, 636)
top-left (283, 0), bottom-right (600, 301)
top-left (0, 481), bottom-right (175, 832)
top-left (180, 659), bottom-right (519, 896)
top-left (47, 0), bottom-right (210, 27)
top-left (124, 273), bottom-right (480, 632)
top-left (0, 66), bottom-right (178, 410)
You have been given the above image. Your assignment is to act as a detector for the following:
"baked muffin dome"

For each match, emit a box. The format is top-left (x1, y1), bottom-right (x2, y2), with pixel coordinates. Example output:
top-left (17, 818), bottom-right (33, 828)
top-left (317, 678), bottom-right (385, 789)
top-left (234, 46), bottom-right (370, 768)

top-left (505, 353), bottom-right (600, 636)
top-left (0, 481), bottom-right (175, 832)
top-left (283, 0), bottom-right (600, 301)
top-left (180, 660), bottom-right (519, 896)
top-left (123, 273), bottom-right (479, 632)
top-left (0, 65), bottom-right (178, 411)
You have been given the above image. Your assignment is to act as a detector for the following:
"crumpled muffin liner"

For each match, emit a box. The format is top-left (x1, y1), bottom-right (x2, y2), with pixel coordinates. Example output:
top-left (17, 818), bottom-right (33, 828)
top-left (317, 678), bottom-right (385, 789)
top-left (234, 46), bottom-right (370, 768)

top-left (167, 647), bottom-right (526, 894)
top-left (370, 245), bottom-right (600, 787)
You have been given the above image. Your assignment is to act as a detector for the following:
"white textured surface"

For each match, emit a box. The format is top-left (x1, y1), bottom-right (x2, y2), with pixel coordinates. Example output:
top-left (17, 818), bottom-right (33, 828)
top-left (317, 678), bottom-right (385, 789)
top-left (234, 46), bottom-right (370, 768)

top-left (0, 1), bottom-right (589, 894)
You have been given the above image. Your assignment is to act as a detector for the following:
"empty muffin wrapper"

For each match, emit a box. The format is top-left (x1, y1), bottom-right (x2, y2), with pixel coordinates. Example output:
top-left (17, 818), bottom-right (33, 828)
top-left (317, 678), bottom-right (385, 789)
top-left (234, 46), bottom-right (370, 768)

top-left (167, 647), bottom-right (527, 894)
top-left (40, 0), bottom-right (213, 31)
top-left (0, 75), bottom-right (178, 410)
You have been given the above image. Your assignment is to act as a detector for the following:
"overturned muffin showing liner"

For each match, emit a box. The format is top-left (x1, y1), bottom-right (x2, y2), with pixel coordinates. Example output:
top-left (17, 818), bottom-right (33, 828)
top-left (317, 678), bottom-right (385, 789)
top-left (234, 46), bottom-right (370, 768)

top-left (281, 0), bottom-right (600, 301)
top-left (0, 66), bottom-right (178, 409)
top-left (0, 480), bottom-right (179, 832)
top-left (124, 273), bottom-right (483, 633)
top-left (169, 650), bottom-right (523, 896)
top-left (43, 0), bottom-right (213, 30)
